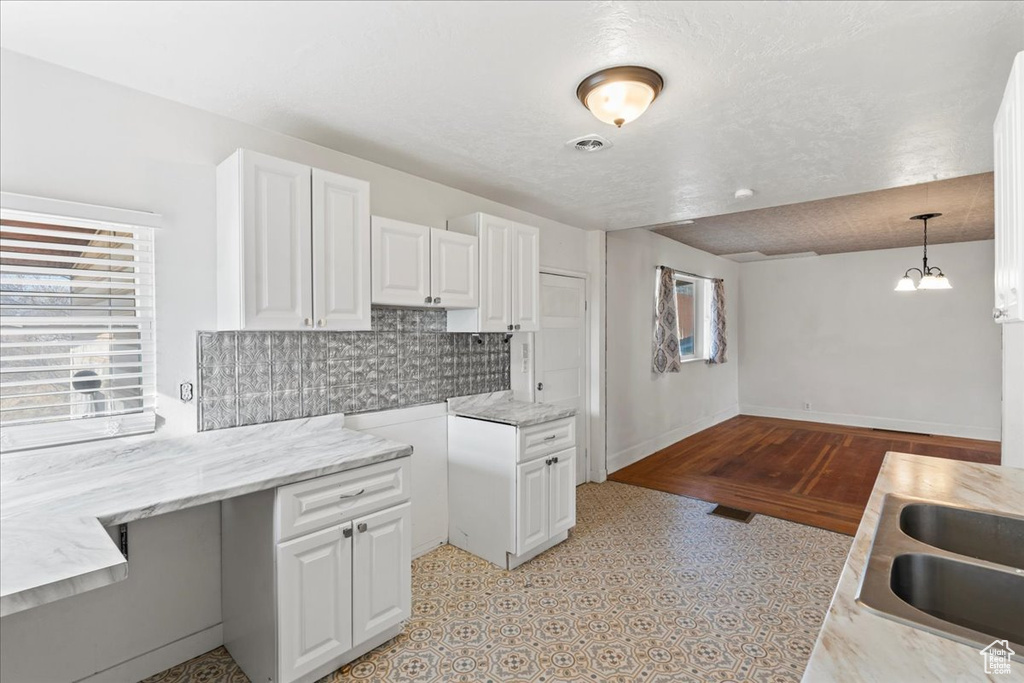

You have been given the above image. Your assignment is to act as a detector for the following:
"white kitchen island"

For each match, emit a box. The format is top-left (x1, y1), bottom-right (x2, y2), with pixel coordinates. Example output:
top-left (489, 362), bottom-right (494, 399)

top-left (447, 391), bottom-right (578, 570)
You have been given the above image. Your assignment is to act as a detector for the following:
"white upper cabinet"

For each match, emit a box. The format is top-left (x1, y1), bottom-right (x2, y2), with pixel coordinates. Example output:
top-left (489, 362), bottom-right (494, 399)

top-left (512, 223), bottom-right (540, 332)
top-left (371, 217), bottom-right (432, 306)
top-left (995, 51), bottom-right (1023, 324)
top-left (217, 150), bottom-right (371, 331)
top-left (446, 212), bottom-right (541, 333)
top-left (431, 228), bottom-right (479, 308)
top-left (371, 217), bottom-right (479, 309)
top-left (313, 169), bottom-right (371, 329)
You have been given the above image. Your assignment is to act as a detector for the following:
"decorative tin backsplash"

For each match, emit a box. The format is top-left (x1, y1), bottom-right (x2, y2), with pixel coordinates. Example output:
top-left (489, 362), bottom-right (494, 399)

top-left (197, 307), bottom-right (511, 431)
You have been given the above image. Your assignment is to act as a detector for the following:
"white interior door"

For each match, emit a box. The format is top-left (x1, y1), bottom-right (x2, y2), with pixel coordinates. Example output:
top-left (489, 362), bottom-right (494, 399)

top-left (312, 168), bottom-right (371, 330)
top-left (430, 228), bottom-right (479, 309)
top-left (371, 217), bottom-right (431, 306)
top-left (352, 502), bottom-right (412, 645)
top-left (535, 273), bottom-right (588, 484)
top-left (276, 523), bottom-right (352, 683)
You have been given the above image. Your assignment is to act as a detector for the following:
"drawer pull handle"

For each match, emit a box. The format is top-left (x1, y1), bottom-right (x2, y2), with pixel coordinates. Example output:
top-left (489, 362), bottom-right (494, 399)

top-left (543, 435), bottom-right (557, 441)
top-left (339, 488), bottom-right (365, 499)
top-left (357, 522), bottom-right (368, 533)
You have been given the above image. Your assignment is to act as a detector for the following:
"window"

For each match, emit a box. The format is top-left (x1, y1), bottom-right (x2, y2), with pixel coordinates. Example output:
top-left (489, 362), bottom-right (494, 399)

top-left (674, 274), bottom-right (709, 361)
top-left (0, 199), bottom-right (156, 452)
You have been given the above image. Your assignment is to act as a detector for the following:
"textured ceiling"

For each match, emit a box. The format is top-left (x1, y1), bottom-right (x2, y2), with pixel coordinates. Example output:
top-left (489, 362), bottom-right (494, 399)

top-left (653, 172), bottom-right (994, 256)
top-left (0, 2), bottom-right (1021, 231)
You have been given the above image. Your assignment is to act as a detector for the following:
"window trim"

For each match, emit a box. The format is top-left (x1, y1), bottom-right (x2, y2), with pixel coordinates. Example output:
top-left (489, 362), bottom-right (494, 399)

top-left (0, 193), bottom-right (160, 453)
top-left (672, 273), bottom-right (710, 362)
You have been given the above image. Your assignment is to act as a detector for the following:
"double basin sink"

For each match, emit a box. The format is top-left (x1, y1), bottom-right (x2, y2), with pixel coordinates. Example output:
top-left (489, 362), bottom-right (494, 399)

top-left (857, 495), bottom-right (1024, 659)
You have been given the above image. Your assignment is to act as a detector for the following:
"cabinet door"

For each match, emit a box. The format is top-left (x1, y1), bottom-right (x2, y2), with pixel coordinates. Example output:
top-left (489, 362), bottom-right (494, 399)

top-left (512, 223), bottom-right (541, 332)
top-left (548, 449), bottom-right (577, 537)
top-left (430, 228), bottom-right (479, 309)
top-left (277, 524), bottom-right (352, 683)
top-left (371, 217), bottom-right (431, 306)
top-left (478, 215), bottom-right (514, 331)
top-left (312, 169), bottom-right (371, 330)
top-left (516, 457), bottom-right (549, 555)
top-left (242, 151), bottom-right (313, 329)
top-left (994, 52), bottom-right (1023, 323)
top-left (352, 502), bottom-right (412, 645)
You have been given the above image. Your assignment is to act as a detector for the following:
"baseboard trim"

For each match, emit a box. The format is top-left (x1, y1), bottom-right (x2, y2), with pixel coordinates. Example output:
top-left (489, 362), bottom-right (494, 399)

top-left (413, 535), bottom-right (447, 559)
top-left (77, 623), bottom-right (222, 683)
top-left (739, 405), bottom-right (1000, 442)
top-left (607, 404), bottom-right (740, 474)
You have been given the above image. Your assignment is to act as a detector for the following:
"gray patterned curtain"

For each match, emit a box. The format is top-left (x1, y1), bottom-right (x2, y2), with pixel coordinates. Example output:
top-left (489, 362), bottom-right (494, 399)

top-left (707, 278), bottom-right (727, 364)
top-left (652, 266), bottom-right (682, 373)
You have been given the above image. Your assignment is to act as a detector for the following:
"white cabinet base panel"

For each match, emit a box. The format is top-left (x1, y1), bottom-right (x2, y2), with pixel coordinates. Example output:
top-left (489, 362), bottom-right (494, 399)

top-left (506, 530), bottom-right (569, 570)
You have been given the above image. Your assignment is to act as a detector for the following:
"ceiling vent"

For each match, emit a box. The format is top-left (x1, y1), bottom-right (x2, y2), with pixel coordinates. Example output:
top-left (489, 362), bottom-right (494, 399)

top-left (566, 134), bottom-right (612, 153)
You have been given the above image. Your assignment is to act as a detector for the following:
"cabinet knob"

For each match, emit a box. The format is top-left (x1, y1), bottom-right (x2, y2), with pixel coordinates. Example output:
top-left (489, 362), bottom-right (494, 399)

top-left (507, 324), bottom-right (514, 331)
top-left (357, 522), bottom-right (368, 533)
top-left (317, 318), bottom-right (325, 327)
top-left (434, 297), bottom-right (441, 304)
top-left (545, 458), bottom-right (553, 466)
top-left (303, 318), bottom-right (312, 327)
top-left (343, 527), bottom-right (353, 538)
top-left (552, 456), bottom-right (559, 464)
top-left (994, 307), bottom-right (1008, 320)
top-left (537, 382), bottom-right (544, 391)
top-left (425, 296), bottom-right (432, 304)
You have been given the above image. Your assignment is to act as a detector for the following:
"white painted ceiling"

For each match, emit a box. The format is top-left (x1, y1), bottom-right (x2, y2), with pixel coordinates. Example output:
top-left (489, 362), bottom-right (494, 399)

top-left (0, 1), bottom-right (1021, 233)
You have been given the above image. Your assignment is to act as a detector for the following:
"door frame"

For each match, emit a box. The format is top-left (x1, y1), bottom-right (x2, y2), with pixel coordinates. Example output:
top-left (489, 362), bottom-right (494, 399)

top-left (536, 267), bottom-right (591, 484)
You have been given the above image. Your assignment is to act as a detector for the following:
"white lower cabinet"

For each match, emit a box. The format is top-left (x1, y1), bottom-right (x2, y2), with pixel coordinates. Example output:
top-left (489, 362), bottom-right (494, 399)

top-left (277, 524), bottom-right (353, 682)
top-left (223, 458), bottom-right (412, 683)
top-left (448, 415), bottom-right (577, 569)
top-left (516, 458), bottom-right (550, 555)
top-left (548, 451), bottom-right (577, 537)
top-left (352, 503), bottom-right (412, 644)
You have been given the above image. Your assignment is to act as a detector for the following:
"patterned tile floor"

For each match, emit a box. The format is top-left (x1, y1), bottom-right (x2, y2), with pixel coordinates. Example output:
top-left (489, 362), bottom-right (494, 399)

top-left (144, 481), bottom-right (851, 683)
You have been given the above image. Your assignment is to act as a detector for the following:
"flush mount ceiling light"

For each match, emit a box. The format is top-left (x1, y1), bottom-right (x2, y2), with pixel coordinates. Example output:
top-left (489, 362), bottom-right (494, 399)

top-left (895, 213), bottom-right (952, 292)
top-left (735, 188), bottom-right (755, 200)
top-left (576, 66), bottom-right (664, 128)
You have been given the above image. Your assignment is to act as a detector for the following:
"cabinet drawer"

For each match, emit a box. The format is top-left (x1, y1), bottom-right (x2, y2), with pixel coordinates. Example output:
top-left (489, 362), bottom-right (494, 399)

top-left (276, 457), bottom-right (411, 542)
top-left (518, 417), bottom-right (575, 462)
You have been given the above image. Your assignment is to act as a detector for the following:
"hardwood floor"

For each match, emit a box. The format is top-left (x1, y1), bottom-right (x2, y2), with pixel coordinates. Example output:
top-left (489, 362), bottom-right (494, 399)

top-left (609, 415), bottom-right (1000, 535)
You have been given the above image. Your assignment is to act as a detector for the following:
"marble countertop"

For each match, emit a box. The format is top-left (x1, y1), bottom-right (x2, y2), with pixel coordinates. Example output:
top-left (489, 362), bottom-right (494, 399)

top-left (447, 391), bottom-right (577, 427)
top-left (803, 452), bottom-right (1024, 682)
top-left (0, 415), bottom-right (413, 617)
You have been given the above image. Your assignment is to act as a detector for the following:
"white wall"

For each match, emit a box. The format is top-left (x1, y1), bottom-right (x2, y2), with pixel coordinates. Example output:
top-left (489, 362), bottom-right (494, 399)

top-left (0, 49), bottom-right (601, 682)
top-left (606, 229), bottom-right (740, 473)
top-left (738, 240), bottom-right (1002, 440)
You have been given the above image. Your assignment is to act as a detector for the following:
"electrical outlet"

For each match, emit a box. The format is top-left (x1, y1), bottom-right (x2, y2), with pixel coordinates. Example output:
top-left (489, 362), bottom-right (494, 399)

top-left (803, 401), bottom-right (812, 411)
top-left (521, 342), bottom-right (530, 374)
top-left (180, 381), bottom-right (194, 403)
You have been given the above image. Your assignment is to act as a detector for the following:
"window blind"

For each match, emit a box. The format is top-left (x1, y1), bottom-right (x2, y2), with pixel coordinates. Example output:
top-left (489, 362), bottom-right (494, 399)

top-left (0, 210), bottom-right (156, 452)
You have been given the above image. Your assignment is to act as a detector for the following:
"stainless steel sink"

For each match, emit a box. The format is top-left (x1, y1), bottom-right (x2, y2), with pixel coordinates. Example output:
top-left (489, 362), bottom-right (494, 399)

top-left (857, 495), bottom-right (1024, 659)
top-left (890, 553), bottom-right (1024, 646)
top-left (900, 503), bottom-right (1024, 569)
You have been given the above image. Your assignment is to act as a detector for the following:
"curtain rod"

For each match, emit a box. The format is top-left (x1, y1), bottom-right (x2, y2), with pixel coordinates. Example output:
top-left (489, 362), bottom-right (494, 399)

top-left (657, 265), bottom-right (719, 281)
